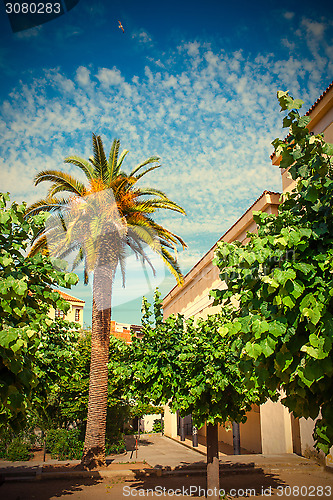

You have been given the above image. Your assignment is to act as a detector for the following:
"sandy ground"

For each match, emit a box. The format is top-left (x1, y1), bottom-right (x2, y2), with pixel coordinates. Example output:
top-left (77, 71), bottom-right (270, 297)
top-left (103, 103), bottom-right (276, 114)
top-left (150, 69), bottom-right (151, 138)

top-left (1, 469), bottom-right (333, 499)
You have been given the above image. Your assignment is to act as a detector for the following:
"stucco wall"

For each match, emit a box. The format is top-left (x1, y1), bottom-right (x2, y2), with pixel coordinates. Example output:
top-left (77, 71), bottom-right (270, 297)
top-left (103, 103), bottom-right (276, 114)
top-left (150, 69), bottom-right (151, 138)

top-left (299, 417), bottom-right (317, 455)
top-left (163, 405), bottom-right (178, 438)
top-left (216, 407), bottom-right (262, 454)
top-left (49, 302), bottom-right (84, 327)
top-left (260, 398), bottom-right (293, 454)
top-left (240, 406), bottom-right (262, 453)
top-left (142, 414), bottom-right (162, 433)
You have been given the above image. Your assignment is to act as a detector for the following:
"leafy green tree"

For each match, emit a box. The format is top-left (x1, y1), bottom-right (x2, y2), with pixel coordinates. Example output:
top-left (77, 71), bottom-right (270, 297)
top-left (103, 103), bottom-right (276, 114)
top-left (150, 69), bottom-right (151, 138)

top-left (26, 135), bottom-right (187, 467)
top-left (30, 320), bottom-right (81, 430)
top-left (211, 91), bottom-right (333, 454)
top-left (130, 291), bottom-right (268, 497)
top-left (0, 193), bottom-right (78, 429)
top-left (35, 328), bottom-right (135, 445)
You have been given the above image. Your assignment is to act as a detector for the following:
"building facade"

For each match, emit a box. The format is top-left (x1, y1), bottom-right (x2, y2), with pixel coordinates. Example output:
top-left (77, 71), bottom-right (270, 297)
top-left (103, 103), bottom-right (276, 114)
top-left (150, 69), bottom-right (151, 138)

top-left (163, 82), bottom-right (333, 457)
top-left (110, 320), bottom-right (142, 344)
top-left (49, 290), bottom-right (85, 327)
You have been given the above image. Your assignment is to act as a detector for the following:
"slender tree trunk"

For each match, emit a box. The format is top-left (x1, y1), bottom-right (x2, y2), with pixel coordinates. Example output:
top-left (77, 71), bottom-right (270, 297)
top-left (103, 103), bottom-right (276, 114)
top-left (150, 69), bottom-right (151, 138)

top-left (206, 423), bottom-right (220, 499)
top-left (82, 268), bottom-right (113, 468)
top-left (232, 421), bottom-right (241, 455)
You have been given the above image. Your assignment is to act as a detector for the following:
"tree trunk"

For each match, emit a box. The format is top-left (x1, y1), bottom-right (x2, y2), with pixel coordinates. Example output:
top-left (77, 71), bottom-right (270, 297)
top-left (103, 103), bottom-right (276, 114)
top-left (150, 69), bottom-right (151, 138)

top-left (232, 421), bottom-right (241, 455)
top-left (82, 268), bottom-right (113, 468)
top-left (206, 423), bottom-right (219, 500)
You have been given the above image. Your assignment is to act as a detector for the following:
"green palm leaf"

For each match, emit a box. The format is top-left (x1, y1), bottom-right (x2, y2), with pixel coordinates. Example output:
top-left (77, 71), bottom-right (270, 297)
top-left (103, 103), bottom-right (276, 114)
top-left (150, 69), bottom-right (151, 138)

top-left (129, 156), bottom-right (160, 177)
top-left (34, 170), bottom-right (86, 197)
top-left (64, 155), bottom-right (96, 180)
top-left (108, 138), bottom-right (121, 180)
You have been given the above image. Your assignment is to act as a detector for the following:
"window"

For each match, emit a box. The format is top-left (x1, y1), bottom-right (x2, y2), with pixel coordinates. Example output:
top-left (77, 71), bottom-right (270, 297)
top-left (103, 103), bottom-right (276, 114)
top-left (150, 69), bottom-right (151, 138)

top-left (75, 309), bottom-right (80, 322)
top-left (55, 309), bottom-right (65, 319)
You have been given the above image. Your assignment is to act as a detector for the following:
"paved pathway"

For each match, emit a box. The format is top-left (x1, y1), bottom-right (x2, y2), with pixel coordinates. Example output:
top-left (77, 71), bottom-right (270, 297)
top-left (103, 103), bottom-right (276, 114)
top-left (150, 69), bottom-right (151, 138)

top-left (113, 433), bottom-right (206, 468)
top-left (0, 434), bottom-right (327, 475)
top-left (1, 433), bottom-right (333, 500)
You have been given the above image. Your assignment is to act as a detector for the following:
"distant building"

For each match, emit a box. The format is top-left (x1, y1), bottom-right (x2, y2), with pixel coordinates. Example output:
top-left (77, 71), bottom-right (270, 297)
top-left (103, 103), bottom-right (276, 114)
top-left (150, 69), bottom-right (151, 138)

top-left (50, 290), bottom-right (85, 327)
top-left (110, 321), bottom-right (142, 344)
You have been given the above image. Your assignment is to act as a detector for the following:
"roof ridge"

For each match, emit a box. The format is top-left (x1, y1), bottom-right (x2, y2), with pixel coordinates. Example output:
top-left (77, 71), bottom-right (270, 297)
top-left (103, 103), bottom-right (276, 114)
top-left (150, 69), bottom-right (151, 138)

top-left (55, 290), bottom-right (85, 303)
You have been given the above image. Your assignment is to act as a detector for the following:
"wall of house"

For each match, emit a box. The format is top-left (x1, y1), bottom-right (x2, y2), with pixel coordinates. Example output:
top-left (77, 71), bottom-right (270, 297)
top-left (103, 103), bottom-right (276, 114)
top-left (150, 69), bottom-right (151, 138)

top-left (49, 302), bottom-right (84, 327)
top-left (299, 417), bottom-right (317, 455)
top-left (111, 321), bottom-right (132, 343)
top-left (260, 398), bottom-right (293, 454)
top-left (215, 407), bottom-right (262, 454)
top-left (142, 414), bottom-right (162, 433)
top-left (164, 405), bottom-right (178, 438)
top-left (240, 406), bottom-right (262, 453)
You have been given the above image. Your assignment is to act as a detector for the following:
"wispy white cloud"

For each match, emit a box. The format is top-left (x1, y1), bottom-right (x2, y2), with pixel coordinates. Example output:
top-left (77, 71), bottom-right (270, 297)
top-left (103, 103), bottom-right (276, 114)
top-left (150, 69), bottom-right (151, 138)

top-left (0, 21), bottom-right (331, 264)
top-left (283, 12), bottom-right (295, 21)
top-left (301, 18), bottom-right (326, 38)
top-left (96, 67), bottom-right (125, 87)
top-left (132, 29), bottom-right (153, 46)
top-left (76, 66), bottom-right (92, 87)
top-left (15, 26), bottom-right (43, 39)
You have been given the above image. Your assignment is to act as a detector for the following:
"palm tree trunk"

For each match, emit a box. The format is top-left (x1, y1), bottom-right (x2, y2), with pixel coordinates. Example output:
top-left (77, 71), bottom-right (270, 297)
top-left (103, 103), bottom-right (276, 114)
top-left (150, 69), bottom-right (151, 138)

top-left (82, 268), bottom-right (113, 468)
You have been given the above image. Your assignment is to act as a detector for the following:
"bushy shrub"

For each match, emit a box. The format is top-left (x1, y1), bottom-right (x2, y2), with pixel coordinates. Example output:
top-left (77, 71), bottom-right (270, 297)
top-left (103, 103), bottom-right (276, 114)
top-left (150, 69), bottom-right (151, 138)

top-left (0, 426), bottom-right (14, 458)
top-left (0, 425), bottom-right (38, 460)
top-left (105, 436), bottom-right (126, 455)
top-left (6, 438), bottom-right (32, 461)
top-left (152, 418), bottom-right (164, 433)
top-left (46, 429), bottom-right (84, 460)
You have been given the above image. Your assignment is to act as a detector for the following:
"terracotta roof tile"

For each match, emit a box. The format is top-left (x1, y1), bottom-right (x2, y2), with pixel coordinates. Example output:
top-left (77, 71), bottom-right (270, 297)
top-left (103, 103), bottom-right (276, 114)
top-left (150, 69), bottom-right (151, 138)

top-left (305, 80), bottom-right (333, 116)
top-left (55, 290), bottom-right (85, 303)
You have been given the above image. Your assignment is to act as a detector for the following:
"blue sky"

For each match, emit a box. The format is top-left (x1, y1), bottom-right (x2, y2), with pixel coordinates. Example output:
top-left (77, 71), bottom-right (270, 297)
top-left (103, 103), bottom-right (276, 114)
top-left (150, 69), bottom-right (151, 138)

top-left (0, 0), bottom-right (332, 326)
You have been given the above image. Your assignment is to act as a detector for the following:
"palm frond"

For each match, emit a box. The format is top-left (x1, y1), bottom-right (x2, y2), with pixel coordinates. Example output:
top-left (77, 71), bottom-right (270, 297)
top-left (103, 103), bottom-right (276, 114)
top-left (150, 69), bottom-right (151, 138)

top-left (92, 133), bottom-right (108, 173)
top-left (117, 245), bottom-right (127, 287)
top-left (159, 246), bottom-right (184, 286)
top-left (133, 198), bottom-right (186, 215)
top-left (114, 176), bottom-right (137, 198)
top-left (135, 165), bottom-right (161, 182)
top-left (134, 188), bottom-right (169, 200)
top-left (108, 139), bottom-right (121, 180)
top-left (129, 156), bottom-right (160, 177)
top-left (116, 149), bottom-right (129, 172)
top-left (84, 265), bottom-right (89, 285)
top-left (25, 197), bottom-right (69, 218)
top-left (149, 220), bottom-right (187, 250)
top-left (71, 247), bottom-right (85, 270)
top-left (126, 223), bottom-right (160, 252)
top-left (34, 170), bottom-right (86, 197)
top-left (64, 155), bottom-right (96, 181)
top-left (28, 234), bottom-right (48, 257)
top-left (126, 229), bottom-right (156, 275)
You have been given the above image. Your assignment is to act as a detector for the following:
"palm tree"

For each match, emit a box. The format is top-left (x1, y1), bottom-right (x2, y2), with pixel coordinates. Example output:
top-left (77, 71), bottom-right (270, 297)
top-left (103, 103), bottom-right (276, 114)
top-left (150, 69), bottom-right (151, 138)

top-left (26, 134), bottom-right (186, 467)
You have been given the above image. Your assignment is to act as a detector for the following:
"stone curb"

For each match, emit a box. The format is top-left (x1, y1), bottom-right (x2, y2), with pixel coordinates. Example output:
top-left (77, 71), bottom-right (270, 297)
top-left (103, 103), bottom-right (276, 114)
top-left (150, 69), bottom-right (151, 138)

top-left (1, 462), bottom-right (328, 483)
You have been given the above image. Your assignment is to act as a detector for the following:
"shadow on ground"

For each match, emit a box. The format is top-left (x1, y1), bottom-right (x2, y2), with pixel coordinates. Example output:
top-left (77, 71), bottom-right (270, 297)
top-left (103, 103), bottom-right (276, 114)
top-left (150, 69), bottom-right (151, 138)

top-left (124, 435), bottom-right (156, 451)
top-left (129, 469), bottom-right (287, 498)
top-left (0, 477), bottom-right (103, 500)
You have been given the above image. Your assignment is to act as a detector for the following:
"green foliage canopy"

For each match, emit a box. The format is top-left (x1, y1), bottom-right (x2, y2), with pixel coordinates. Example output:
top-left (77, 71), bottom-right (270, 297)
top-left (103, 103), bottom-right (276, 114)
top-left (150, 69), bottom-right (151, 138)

top-left (129, 291), bottom-right (268, 428)
top-left (0, 193), bottom-right (78, 428)
top-left (211, 92), bottom-right (333, 453)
